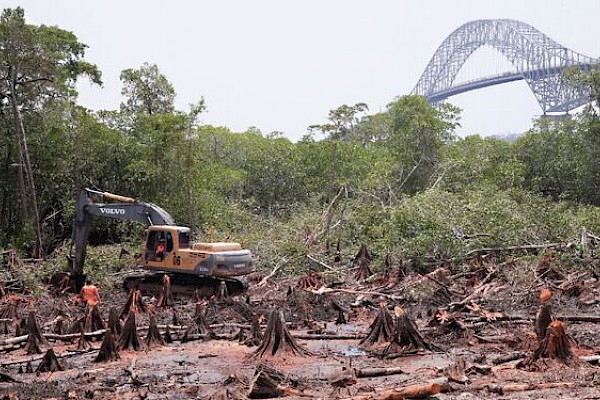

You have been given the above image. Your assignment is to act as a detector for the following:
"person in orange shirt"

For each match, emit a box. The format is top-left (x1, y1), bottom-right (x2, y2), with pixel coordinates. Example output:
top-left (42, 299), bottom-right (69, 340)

top-left (80, 279), bottom-right (101, 307)
top-left (155, 238), bottom-right (166, 261)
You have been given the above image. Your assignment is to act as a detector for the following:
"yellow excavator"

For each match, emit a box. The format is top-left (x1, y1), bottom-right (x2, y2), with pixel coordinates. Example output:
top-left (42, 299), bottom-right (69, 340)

top-left (68, 189), bottom-right (254, 296)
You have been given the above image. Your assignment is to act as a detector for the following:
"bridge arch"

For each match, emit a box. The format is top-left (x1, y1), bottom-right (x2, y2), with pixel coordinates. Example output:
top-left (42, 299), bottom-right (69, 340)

top-left (413, 19), bottom-right (596, 112)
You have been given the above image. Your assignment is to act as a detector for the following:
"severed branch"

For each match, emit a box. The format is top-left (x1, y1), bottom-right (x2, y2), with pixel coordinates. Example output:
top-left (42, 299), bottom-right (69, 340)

top-left (464, 243), bottom-right (565, 258)
top-left (305, 254), bottom-right (344, 274)
top-left (257, 257), bottom-right (289, 287)
top-left (2, 348), bottom-right (99, 367)
top-left (305, 286), bottom-right (404, 301)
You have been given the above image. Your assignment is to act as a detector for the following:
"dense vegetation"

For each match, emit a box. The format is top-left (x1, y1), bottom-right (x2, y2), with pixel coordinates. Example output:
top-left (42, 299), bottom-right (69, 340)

top-left (2, 8), bottom-right (600, 275)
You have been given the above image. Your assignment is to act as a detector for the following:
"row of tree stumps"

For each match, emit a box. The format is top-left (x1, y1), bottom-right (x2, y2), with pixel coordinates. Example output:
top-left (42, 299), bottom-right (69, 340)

top-left (1, 248), bottom-right (585, 399)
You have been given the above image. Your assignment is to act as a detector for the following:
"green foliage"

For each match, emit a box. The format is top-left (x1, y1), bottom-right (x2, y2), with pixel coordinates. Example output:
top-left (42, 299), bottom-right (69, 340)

top-left (514, 117), bottom-right (600, 205)
top-left (119, 62), bottom-right (177, 116)
top-left (0, 7), bottom-right (102, 100)
top-left (385, 96), bottom-right (459, 194)
top-left (440, 135), bottom-right (525, 192)
top-left (3, 7), bottom-right (600, 285)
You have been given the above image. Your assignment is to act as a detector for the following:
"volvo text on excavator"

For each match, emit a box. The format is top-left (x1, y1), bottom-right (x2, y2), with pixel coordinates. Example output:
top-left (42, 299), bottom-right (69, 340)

top-left (68, 188), bottom-right (254, 296)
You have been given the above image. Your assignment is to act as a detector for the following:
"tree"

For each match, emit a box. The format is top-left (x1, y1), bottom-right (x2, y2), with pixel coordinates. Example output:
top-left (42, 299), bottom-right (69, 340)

top-left (385, 95), bottom-right (459, 194)
top-left (308, 103), bottom-right (369, 142)
top-left (0, 7), bottom-right (101, 255)
top-left (119, 62), bottom-right (177, 117)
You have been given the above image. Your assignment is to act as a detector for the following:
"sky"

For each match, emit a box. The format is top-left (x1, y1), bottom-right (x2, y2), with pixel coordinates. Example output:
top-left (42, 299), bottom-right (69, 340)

top-left (4, 0), bottom-right (600, 141)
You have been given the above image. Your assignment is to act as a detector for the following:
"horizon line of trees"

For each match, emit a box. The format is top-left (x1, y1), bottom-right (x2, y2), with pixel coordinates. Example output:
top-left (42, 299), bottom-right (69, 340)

top-left (2, 7), bottom-right (600, 268)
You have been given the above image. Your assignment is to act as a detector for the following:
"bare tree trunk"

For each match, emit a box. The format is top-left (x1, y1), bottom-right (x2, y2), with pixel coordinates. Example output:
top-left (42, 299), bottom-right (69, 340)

top-left (7, 67), bottom-right (43, 258)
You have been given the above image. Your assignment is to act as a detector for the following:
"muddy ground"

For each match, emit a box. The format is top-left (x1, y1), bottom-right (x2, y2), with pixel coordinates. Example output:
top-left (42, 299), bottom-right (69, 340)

top-left (2, 255), bottom-right (600, 399)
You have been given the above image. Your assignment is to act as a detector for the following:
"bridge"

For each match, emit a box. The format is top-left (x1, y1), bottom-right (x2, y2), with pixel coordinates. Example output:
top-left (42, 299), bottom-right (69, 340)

top-left (412, 19), bottom-right (597, 113)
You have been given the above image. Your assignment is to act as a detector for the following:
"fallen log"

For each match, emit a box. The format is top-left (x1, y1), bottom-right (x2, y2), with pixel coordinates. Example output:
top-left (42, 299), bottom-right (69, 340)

top-left (375, 382), bottom-right (443, 399)
top-left (1, 349), bottom-right (99, 367)
top-left (555, 315), bottom-right (600, 323)
top-left (355, 366), bottom-right (405, 378)
top-left (248, 367), bottom-right (309, 398)
top-left (0, 371), bottom-right (20, 383)
top-left (0, 334), bottom-right (28, 346)
top-left (581, 355), bottom-right (600, 365)
top-left (490, 351), bottom-right (527, 365)
top-left (292, 333), bottom-right (365, 340)
top-left (487, 382), bottom-right (575, 394)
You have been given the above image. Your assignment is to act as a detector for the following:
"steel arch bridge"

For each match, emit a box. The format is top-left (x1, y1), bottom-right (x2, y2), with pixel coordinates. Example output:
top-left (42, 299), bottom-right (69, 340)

top-left (412, 19), bottom-right (597, 113)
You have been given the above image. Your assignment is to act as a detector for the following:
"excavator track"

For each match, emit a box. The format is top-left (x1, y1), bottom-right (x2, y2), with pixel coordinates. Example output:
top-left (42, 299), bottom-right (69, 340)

top-left (122, 271), bottom-right (247, 298)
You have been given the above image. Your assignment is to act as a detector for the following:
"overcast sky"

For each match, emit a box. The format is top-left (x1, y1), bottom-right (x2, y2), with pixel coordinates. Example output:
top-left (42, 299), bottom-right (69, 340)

top-left (4, 0), bottom-right (600, 140)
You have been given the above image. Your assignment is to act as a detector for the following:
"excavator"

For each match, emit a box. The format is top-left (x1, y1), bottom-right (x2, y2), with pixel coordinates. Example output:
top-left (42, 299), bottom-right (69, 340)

top-left (68, 188), bottom-right (254, 296)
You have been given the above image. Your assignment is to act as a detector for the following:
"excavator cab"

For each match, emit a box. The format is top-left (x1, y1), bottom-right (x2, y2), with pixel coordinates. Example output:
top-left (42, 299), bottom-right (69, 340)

top-left (144, 226), bottom-right (188, 265)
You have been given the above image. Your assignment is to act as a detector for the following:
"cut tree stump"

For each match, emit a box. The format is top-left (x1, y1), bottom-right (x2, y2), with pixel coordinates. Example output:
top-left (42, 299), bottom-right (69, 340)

top-left (52, 316), bottom-right (67, 335)
top-left (120, 288), bottom-right (146, 319)
top-left (298, 271), bottom-right (323, 290)
top-left (519, 320), bottom-right (579, 368)
top-left (36, 348), bottom-right (63, 373)
top-left (72, 322), bottom-right (92, 351)
top-left (119, 312), bottom-right (142, 351)
top-left (95, 330), bottom-right (120, 363)
top-left (244, 315), bottom-right (262, 347)
top-left (172, 311), bottom-right (181, 326)
top-left (354, 244), bottom-right (373, 281)
top-left (382, 307), bottom-right (440, 357)
top-left (155, 274), bottom-right (173, 307)
top-left (535, 304), bottom-right (552, 343)
top-left (25, 310), bottom-right (47, 354)
top-left (183, 303), bottom-right (215, 343)
top-left (164, 324), bottom-right (173, 343)
top-left (380, 253), bottom-right (392, 283)
top-left (85, 304), bottom-right (106, 333)
top-left (252, 310), bottom-right (311, 358)
top-left (216, 281), bottom-right (229, 300)
top-left (108, 306), bottom-right (122, 337)
top-left (208, 383), bottom-right (247, 400)
top-left (395, 258), bottom-right (406, 282)
top-left (331, 299), bottom-right (347, 325)
top-left (360, 304), bottom-right (394, 347)
top-left (76, 325), bottom-right (92, 351)
top-left (535, 288), bottom-right (552, 342)
top-left (25, 332), bottom-right (42, 355)
top-left (145, 314), bottom-right (165, 348)
top-left (194, 302), bottom-right (215, 337)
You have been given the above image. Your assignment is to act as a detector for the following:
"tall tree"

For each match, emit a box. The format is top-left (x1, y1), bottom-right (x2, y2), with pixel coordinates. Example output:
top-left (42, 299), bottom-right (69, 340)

top-left (386, 95), bottom-right (459, 194)
top-left (0, 7), bottom-right (101, 255)
top-left (308, 103), bottom-right (369, 142)
top-left (119, 62), bottom-right (176, 117)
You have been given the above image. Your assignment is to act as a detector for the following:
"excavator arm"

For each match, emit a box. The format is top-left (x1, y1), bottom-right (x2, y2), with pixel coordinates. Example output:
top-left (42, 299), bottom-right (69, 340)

top-left (69, 189), bottom-right (175, 288)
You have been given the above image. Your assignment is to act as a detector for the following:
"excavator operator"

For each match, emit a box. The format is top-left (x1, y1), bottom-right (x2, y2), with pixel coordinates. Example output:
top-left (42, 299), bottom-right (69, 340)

top-left (155, 238), bottom-right (166, 261)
